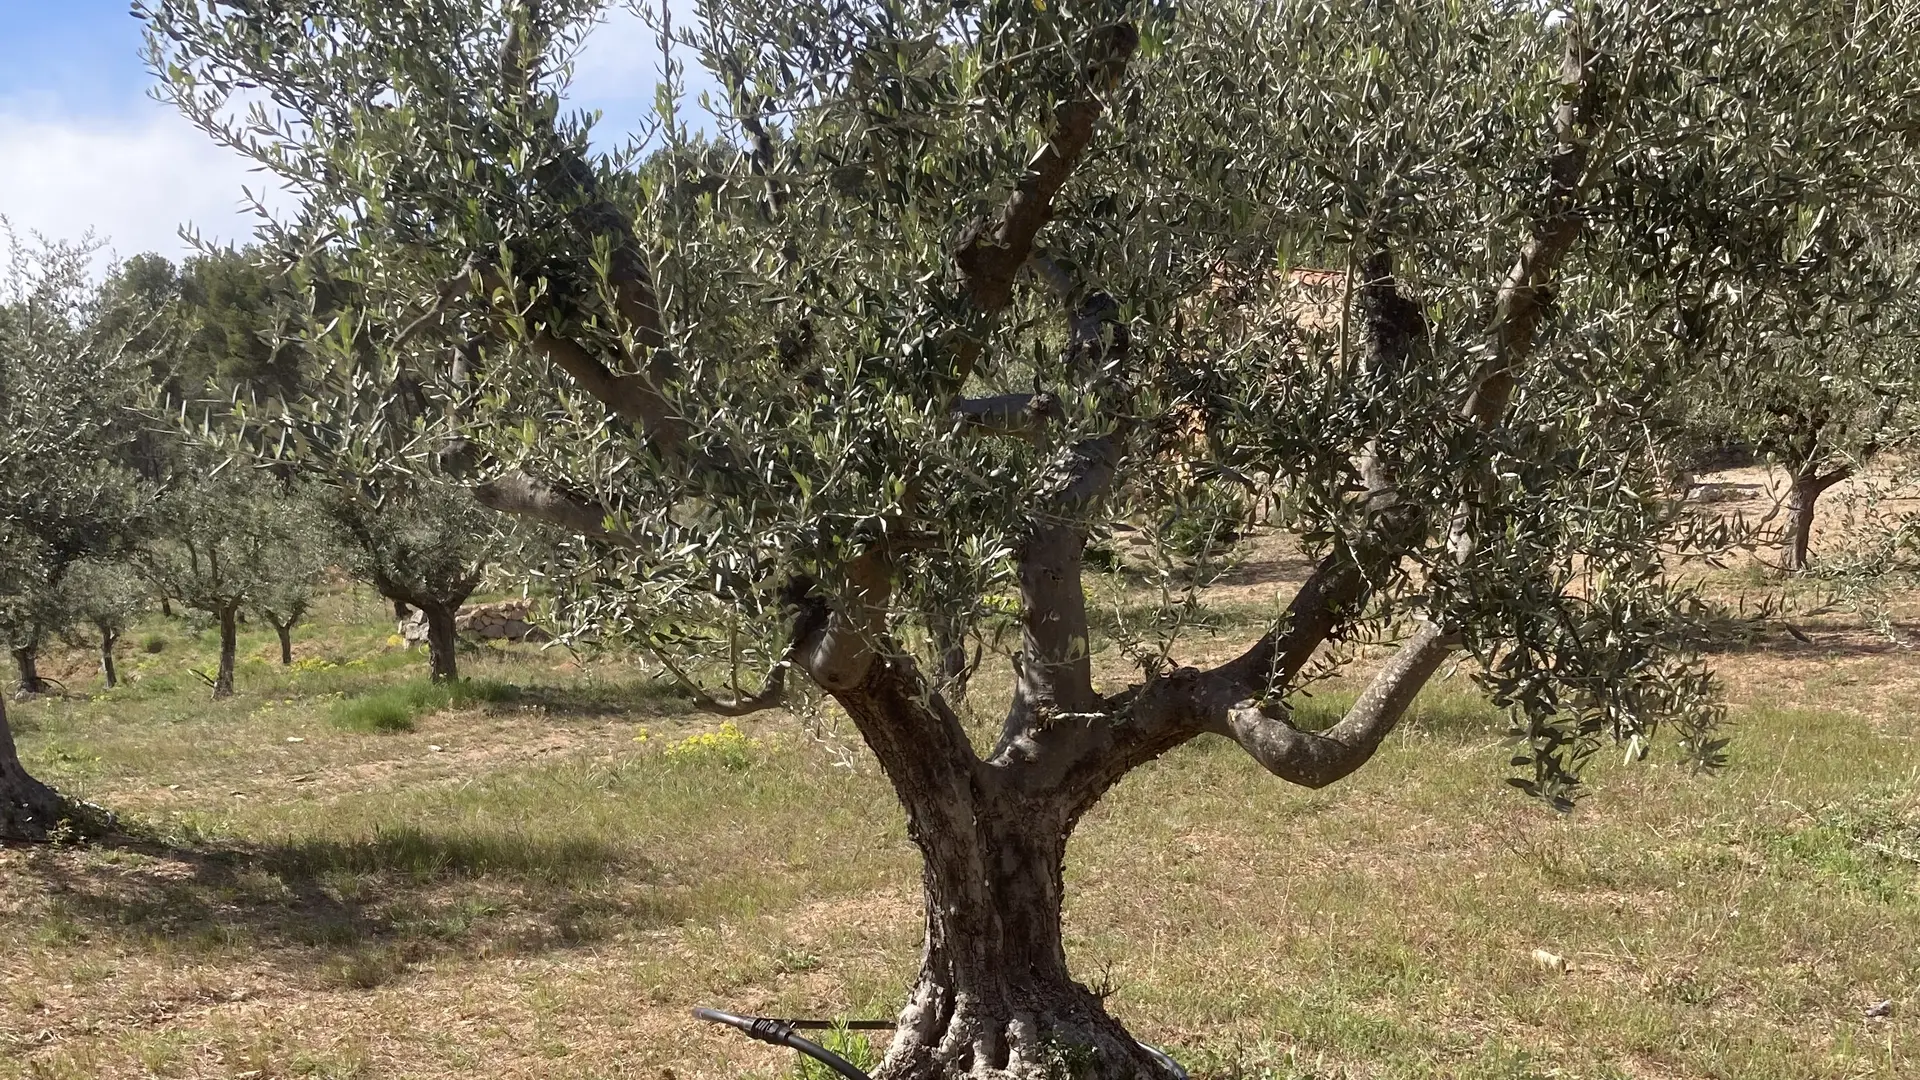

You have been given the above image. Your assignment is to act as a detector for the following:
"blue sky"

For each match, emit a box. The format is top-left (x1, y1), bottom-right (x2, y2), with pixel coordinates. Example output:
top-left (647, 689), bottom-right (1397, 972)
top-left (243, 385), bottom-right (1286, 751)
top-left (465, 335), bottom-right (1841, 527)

top-left (0, 1), bottom-right (708, 278)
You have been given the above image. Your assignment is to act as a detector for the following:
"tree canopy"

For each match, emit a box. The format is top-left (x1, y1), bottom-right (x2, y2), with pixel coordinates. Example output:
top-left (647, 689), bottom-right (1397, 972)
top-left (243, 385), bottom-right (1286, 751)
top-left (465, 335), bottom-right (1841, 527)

top-left (143, 1), bottom-right (1920, 1076)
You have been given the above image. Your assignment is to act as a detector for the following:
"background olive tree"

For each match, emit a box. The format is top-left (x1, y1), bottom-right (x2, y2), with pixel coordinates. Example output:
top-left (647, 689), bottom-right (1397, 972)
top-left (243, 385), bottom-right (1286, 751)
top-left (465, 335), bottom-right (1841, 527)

top-left (146, 0), bottom-right (1920, 1076)
top-left (1675, 259), bottom-right (1920, 571)
top-left (222, 255), bottom-right (504, 682)
top-left (0, 229), bottom-right (158, 696)
top-left (321, 477), bottom-right (498, 681)
top-left (62, 558), bottom-right (152, 689)
top-left (0, 224), bottom-right (154, 838)
top-left (136, 463), bottom-right (330, 698)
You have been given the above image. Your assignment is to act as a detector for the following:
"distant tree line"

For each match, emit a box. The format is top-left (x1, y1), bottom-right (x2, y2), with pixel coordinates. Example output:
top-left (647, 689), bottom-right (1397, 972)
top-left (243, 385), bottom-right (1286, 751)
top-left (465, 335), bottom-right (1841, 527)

top-left (0, 224), bottom-right (503, 839)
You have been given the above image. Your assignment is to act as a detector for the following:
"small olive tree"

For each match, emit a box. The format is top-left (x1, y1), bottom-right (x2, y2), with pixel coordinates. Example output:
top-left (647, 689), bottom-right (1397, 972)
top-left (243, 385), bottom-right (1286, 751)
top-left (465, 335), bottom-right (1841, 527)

top-left (63, 558), bottom-right (151, 689)
top-left (137, 465), bottom-right (328, 697)
top-left (150, 0), bottom-right (1920, 1075)
top-left (323, 477), bottom-right (497, 681)
top-left (1679, 269), bottom-right (1920, 570)
top-left (253, 515), bottom-right (334, 667)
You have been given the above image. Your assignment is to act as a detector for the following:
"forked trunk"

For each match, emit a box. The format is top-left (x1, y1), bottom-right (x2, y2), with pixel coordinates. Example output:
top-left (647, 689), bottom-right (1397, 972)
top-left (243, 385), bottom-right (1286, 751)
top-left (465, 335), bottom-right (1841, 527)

top-left (423, 603), bottom-right (459, 682)
top-left (13, 645), bottom-right (46, 696)
top-left (213, 605), bottom-right (238, 699)
top-left (1784, 465), bottom-right (1850, 572)
top-left (833, 687), bottom-right (1172, 1080)
top-left (97, 622), bottom-right (119, 690)
top-left (0, 695), bottom-right (68, 842)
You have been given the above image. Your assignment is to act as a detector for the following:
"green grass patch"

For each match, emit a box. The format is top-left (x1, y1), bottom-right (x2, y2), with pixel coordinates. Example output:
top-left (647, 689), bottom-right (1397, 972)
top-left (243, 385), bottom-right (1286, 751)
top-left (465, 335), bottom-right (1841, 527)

top-left (327, 678), bottom-right (519, 733)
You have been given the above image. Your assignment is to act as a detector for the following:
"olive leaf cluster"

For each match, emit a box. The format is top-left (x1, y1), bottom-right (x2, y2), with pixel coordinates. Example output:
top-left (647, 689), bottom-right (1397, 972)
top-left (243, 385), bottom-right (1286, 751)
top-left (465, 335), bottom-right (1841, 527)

top-left (0, 225), bottom-right (162, 685)
top-left (144, 0), bottom-right (1920, 804)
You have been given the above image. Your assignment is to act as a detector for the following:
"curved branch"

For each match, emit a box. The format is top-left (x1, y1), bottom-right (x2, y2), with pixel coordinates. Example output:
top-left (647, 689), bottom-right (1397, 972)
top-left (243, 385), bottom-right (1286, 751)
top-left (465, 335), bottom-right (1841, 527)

top-left (471, 471), bottom-right (624, 541)
top-left (1210, 621), bottom-right (1459, 788)
top-left (649, 646), bottom-right (792, 717)
top-left (953, 23), bottom-right (1138, 315)
top-left (945, 23), bottom-right (1138, 391)
top-left (1002, 30), bottom-right (1609, 809)
top-left (954, 392), bottom-right (1063, 441)
top-left (1464, 31), bottom-right (1605, 426)
top-left (994, 292), bottom-right (1132, 755)
top-left (528, 332), bottom-right (690, 449)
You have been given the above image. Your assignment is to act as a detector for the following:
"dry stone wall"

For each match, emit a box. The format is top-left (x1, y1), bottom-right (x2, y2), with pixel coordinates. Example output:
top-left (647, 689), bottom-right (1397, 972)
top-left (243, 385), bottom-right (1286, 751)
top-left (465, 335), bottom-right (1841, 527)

top-left (398, 600), bottom-right (551, 644)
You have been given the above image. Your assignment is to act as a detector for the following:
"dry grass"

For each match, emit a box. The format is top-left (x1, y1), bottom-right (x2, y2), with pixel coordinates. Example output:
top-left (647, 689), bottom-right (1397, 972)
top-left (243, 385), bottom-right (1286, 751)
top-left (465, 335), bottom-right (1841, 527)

top-left (3, 496), bottom-right (1919, 1079)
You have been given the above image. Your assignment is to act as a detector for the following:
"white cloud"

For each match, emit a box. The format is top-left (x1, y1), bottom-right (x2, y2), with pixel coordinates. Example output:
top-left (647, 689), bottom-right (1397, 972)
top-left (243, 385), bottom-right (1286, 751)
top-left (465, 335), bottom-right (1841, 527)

top-left (571, 5), bottom-right (668, 104)
top-left (0, 103), bottom-right (295, 278)
top-left (568, 2), bottom-right (722, 142)
top-left (0, 5), bottom-right (704, 283)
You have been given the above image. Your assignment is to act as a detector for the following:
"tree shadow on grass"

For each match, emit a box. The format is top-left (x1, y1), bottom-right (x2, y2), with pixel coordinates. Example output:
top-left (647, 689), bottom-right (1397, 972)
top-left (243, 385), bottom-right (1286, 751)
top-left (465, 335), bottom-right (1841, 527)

top-left (503, 677), bottom-right (701, 720)
top-left (12, 820), bottom-right (687, 977)
top-left (1204, 550), bottom-right (1320, 589)
top-left (1699, 618), bottom-right (1920, 660)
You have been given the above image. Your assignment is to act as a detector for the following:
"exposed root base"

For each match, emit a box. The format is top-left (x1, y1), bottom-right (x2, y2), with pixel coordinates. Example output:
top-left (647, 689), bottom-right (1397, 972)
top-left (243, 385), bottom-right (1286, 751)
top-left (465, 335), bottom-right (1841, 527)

top-left (878, 983), bottom-right (1174, 1080)
top-left (0, 771), bottom-right (113, 844)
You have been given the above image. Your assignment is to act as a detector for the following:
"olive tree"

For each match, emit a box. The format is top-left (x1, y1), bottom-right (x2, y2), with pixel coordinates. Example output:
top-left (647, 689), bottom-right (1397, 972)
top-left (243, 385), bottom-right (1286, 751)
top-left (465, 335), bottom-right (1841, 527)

top-left (1678, 267), bottom-right (1920, 571)
top-left (137, 465), bottom-right (327, 697)
top-left (63, 558), bottom-right (151, 689)
top-left (0, 229), bottom-right (158, 695)
top-left (322, 477), bottom-right (497, 681)
top-left (148, 0), bottom-right (1920, 1075)
top-left (0, 225), bottom-right (153, 838)
top-left (251, 502), bottom-right (334, 666)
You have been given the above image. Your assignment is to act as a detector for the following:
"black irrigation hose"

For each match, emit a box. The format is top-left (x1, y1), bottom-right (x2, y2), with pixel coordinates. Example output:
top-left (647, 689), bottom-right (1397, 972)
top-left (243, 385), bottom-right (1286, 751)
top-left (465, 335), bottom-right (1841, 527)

top-left (693, 1008), bottom-right (875, 1080)
top-left (692, 1008), bottom-right (1189, 1080)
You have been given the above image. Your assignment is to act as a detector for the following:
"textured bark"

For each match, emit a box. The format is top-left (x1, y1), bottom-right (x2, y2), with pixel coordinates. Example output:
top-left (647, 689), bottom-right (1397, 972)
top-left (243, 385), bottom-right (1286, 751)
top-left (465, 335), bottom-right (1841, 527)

top-left (474, 471), bottom-right (624, 540)
top-left (213, 605), bottom-right (238, 698)
top-left (424, 603), bottom-right (459, 682)
top-left (1218, 621), bottom-right (1459, 787)
top-left (1785, 466), bottom-right (1850, 571)
top-left (275, 624), bottom-right (294, 666)
top-left (0, 694), bottom-right (68, 842)
top-left (13, 645), bottom-right (46, 696)
top-left (824, 658), bottom-right (1174, 1080)
top-left (98, 623), bottom-right (120, 690)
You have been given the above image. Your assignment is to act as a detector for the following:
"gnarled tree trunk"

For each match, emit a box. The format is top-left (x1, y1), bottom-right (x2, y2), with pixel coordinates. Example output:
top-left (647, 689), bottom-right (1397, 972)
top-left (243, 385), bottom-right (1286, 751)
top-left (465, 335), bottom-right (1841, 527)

top-left (832, 670), bottom-right (1172, 1080)
top-left (422, 602), bottom-right (459, 682)
top-left (213, 605), bottom-right (238, 698)
top-left (1785, 464), bottom-right (1851, 571)
top-left (97, 622), bottom-right (120, 690)
top-left (13, 644), bottom-right (46, 697)
top-left (0, 695), bottom-right (68, 842)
